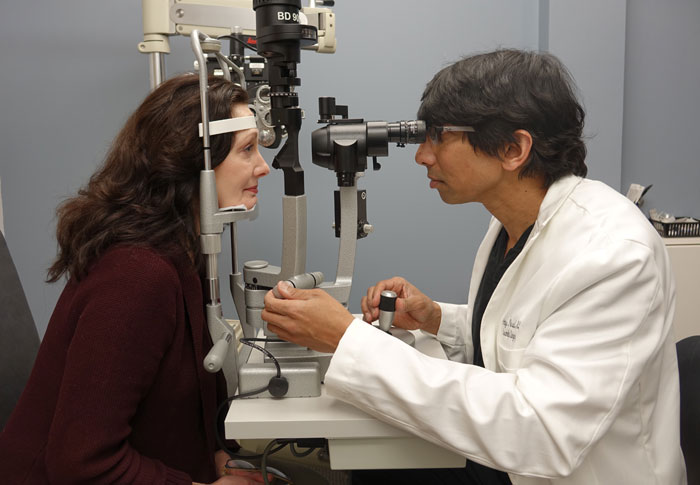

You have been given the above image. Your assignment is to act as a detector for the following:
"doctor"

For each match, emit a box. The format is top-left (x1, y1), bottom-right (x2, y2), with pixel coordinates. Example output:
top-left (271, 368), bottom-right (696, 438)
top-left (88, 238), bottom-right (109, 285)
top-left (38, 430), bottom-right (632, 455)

top-left (262, 49), bottom-right (686, 485)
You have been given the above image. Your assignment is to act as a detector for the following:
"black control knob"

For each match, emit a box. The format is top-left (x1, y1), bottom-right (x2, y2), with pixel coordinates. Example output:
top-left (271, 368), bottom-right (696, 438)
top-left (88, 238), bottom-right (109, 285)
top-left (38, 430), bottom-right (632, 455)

top-left (378, 290), bottom-right (397, 332)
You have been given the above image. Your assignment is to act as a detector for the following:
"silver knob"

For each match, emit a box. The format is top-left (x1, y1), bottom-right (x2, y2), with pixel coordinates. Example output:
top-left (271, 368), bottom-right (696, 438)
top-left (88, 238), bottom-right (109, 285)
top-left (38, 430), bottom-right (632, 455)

top-left (378, 290), bottom-right (397, 332)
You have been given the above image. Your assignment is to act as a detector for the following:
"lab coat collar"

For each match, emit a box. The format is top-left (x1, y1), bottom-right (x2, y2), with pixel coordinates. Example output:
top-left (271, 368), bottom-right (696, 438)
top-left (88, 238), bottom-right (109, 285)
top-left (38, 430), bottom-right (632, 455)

top-left (533, 175), bottom-right (583, 235)
top-left (473, 175), bottom-right (583, 291)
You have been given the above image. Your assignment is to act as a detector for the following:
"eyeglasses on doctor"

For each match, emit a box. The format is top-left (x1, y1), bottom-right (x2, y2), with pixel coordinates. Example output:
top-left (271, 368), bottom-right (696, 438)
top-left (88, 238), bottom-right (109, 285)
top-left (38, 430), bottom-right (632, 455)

top-left (427, 125), bottom-right (476, 144)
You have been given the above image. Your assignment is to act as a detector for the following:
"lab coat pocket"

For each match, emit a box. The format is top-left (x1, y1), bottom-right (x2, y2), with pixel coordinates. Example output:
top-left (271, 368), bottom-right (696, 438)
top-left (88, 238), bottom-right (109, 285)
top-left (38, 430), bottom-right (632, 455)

top-left (496, 345), bottom-right (526, 373)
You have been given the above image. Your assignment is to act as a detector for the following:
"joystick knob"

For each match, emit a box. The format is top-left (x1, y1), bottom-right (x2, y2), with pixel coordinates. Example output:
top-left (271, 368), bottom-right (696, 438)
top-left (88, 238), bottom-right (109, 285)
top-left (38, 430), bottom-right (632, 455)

top-left (378, 290), bottom-right (397, 332)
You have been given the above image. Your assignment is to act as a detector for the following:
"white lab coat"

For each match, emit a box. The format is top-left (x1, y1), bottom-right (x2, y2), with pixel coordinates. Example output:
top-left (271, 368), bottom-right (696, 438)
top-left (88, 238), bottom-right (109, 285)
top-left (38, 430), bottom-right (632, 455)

top-left (325, 175), bottom-right (687, 484)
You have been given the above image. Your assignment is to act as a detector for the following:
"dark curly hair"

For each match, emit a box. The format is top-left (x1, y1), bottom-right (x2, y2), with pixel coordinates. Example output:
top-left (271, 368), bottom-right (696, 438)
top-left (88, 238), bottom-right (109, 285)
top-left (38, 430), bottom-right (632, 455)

top-left (47, 74), bottom-right (248, 282)
top-left (417, 49), bottom-right (587, 188)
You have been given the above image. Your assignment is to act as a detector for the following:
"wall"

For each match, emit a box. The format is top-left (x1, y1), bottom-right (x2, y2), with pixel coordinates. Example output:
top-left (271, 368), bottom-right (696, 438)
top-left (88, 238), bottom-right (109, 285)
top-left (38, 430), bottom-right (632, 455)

top-left (0, 0), bottom-right (149, 336)
top-left (0, 0), bottom-right (540, 336)
top-left (621, 0), bottom-right (700, 218)
top-left (540, 0), bottom-right (627, 190)
top-left (1, 1), bottom-right (696, 338)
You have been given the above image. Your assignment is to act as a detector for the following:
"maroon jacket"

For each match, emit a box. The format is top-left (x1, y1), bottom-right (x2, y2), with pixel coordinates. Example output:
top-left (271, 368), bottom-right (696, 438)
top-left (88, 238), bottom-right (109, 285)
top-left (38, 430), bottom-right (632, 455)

top-left (0, 246), bottom-right (228, 484)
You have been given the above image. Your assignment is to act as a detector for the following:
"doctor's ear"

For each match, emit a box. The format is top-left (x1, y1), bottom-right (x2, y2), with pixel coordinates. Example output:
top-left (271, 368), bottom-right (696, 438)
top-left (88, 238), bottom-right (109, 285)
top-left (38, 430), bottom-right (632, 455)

top-left (500, 129), bottom-right (533, 173)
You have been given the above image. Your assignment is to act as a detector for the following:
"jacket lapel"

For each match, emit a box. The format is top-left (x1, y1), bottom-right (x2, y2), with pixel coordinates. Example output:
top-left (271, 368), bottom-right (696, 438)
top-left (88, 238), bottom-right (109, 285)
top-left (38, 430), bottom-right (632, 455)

top-left (475, 176), bottom-right (584, 368)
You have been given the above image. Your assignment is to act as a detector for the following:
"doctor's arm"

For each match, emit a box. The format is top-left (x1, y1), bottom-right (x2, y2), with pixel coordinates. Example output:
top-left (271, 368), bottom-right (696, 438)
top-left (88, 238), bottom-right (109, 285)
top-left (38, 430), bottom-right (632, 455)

top-left (262, 276), bottom-right (445, 353)
top-left (323, 241), bottom-right (670, 478)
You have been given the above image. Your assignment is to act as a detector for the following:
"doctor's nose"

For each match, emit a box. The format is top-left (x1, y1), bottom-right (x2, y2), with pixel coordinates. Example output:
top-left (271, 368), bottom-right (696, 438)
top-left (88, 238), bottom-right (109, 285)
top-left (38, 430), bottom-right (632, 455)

top-left (415, 142), bottom-right (436, 167)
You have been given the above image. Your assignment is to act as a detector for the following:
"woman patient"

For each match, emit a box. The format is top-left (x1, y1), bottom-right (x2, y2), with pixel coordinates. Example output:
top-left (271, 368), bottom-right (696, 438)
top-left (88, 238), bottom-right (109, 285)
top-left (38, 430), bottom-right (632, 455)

top-left (0, 74), bottom-right (271, 484)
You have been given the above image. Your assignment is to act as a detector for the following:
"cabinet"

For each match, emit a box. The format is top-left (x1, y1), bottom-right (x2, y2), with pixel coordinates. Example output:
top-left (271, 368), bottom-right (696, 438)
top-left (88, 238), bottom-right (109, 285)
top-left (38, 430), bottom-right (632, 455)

top-left (664, 237), bottom-right (700, 341)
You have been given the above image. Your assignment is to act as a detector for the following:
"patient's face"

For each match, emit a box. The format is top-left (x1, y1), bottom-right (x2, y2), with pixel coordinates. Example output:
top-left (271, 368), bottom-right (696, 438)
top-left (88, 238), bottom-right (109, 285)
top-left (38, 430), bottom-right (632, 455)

top-left (214, 104), bottom-right (270, 210)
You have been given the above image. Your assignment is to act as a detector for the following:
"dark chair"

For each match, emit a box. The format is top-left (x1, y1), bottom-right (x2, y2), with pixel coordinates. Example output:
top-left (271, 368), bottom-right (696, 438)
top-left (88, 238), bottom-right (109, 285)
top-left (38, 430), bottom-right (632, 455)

top-left (677, 335), bottom-right (700, 485)
top-left (0, 230), bottom-right (40, 430)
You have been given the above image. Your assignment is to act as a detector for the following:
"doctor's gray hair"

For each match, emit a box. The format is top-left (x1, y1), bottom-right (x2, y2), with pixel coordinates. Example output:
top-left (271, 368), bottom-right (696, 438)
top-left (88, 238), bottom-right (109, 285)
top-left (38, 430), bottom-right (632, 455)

top-left (418, 49), bottom-right (587, 188)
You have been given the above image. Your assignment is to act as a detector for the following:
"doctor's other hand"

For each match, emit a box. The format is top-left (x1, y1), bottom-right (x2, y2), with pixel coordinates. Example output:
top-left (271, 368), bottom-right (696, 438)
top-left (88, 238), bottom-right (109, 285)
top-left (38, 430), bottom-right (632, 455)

top-left (361, 277), bottom-right (441, 335)
top-left (262, 282), bottom-right (354, 353)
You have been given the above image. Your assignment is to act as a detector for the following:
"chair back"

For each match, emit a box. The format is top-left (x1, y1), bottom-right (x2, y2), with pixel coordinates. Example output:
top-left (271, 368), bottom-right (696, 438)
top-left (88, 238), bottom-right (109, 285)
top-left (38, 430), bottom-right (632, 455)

top-left (677, 335), bottom-right (700, 484)
top-left (0, 231), bottom-right (40, 430)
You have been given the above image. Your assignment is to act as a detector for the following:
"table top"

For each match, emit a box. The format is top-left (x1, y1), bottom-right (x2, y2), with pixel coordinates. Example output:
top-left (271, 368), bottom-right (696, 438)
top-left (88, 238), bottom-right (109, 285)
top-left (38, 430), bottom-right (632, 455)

top-left (225, 328), bottom-right (445, 441)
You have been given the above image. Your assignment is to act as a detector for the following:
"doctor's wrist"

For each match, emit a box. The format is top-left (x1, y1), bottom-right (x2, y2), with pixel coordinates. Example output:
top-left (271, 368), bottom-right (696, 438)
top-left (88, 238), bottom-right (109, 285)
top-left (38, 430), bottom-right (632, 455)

top-left (421, 302), bottom-right (442, 335)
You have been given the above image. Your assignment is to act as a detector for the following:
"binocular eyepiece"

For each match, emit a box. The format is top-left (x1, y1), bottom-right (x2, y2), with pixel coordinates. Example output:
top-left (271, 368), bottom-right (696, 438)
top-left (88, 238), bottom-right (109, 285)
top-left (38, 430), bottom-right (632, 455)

top-left (387, 120), bottom-right (427, 146)
top-left (312, 97), bottom-right (426, 186)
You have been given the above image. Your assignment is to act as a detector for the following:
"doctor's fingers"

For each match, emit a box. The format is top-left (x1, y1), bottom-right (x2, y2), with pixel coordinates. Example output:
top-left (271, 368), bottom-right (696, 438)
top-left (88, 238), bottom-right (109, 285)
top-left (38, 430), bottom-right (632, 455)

top-left (263, 310), bottom-right (335, 353)
top-left (264, 287), bottom-right (311, 319)
top-left (263, 292), bottom-right (299, 320)
top-left (264, 317), bottom-right (295, 342)
top-left (366, 277), bottom-right (409, 307)
top-left (360, 295), bottom-right (379, 323)
top-left (264, 290), bottom-right (329, 325)
top-left (362, 278), bottom-right (405, 322)
top-left (261, 303), bottom-right (306, 339)
top-left (397, 292), bottom-right (429, 313)
top-left (362, 278), bottom-right (415, 323)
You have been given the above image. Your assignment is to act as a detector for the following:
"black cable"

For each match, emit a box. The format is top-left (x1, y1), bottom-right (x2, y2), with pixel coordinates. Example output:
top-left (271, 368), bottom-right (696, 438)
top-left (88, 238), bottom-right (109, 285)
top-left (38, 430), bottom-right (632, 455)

top-left (261, 439), bottom-right (286, 485)
top-left (289, 442), bottom-right (317, 458)
top-left (218, 34), bottom-right (258, 53)
top-left (222, 440), bottom-right (289, 478)
top-left (214, 337), bottom-right (325, 480)
top-left (215, 337), bottom-right (288, 460)
top-left (215, 385), bottom-right (269, 460)
top-left (215, 394), bottom-right (290, 461)
top-left (240, 337), bottom-right (284, 377)
top-left (240, 337), bottom-right (285, 344)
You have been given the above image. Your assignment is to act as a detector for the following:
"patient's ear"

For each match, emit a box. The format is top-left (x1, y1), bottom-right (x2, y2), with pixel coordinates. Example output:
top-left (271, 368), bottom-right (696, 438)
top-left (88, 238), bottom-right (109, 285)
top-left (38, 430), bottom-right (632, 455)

top-left (501, 129), bottom-right (533, 173)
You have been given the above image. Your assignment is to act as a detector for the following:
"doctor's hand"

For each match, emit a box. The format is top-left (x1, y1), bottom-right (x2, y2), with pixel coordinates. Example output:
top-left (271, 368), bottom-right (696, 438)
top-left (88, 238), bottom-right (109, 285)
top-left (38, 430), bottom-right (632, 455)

top-left (361, 277), bottom-right (441, 335)
top-left (262, 282), bottom-right (354, 353)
